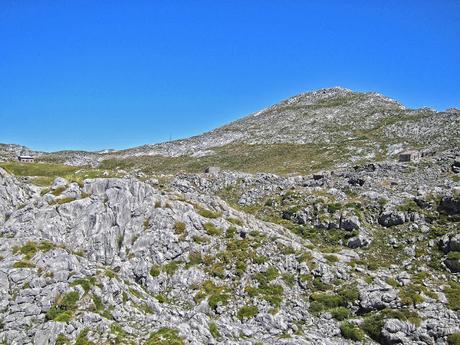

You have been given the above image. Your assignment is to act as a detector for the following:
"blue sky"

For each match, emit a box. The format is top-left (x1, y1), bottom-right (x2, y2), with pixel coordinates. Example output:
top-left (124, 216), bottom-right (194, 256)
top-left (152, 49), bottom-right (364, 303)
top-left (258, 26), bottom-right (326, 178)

top-left (1, 1), bottom-right (459, 152)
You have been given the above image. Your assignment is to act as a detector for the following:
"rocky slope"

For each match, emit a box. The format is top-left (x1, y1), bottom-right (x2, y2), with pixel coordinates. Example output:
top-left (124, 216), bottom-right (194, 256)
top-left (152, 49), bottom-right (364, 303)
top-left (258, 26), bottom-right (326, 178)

top-left (108, 87), bottom-right (459, 159)
top-left (4, 87), bottom-right (459, 173)
top-left (0, 88), bottom-right (460, 345)
top-left (1, 148), bottom-right (460, 344)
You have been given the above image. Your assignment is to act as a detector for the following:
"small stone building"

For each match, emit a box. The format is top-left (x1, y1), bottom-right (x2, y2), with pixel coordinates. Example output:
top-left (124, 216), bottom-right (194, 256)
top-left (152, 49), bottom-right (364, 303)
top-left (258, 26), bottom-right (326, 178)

top-left (17, 155), bottom-right (34, 163)
top-left (399, 150), bottom-right (420, 163)
top-left (204, 166), bottom-right (221, 175)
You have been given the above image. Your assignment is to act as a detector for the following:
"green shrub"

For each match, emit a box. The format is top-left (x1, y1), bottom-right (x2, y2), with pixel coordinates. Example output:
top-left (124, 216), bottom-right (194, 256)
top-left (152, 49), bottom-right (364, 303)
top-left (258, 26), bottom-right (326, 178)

top-left (254, 267), bottom-right (278, 285)
top-left (338, 286), bottom-right (359, 305)
top-left (13, 260), bottom-right (35, 268)
top-left (193, 235), bottom-right (209, 244)
top-left (282, 273), bottom-right (295, 287)
top-left (448, 332), bottom-right (460, 345)
top-left (445, 281), bottom-right (460, 311)
top-left (361, 313), bottom-right (385, 341)
top-left (188, 251), bottom-right (202, 265)
top-left (324, 254), bottom-right (339, 263)
top-left (75, 328), bottom-right (92, 345)
top-left (399, 284), bottom-right (425, 306)
top-left (55, 334), bottom-right (70, 345)
top-left (197, 206), bottom-right (221, 219)
top-left (209, 322), bottom-right (220, 338)
top-left (174, 221), bottom-right (186, 235)
top-left (155, 294), bottom-right (168, 304)
top-left (92, 295), bottom-right (104, 312)
top-left (110, 323), bottom-right (126, 342)
top-left (227, 217), bottom-right (243, 226)
top-left (310, 292), bottom-right (342, 310)
top-left (203, 222), bottom-right (222, 236)
top-left (253, 255), bottom-right (268, 264)
top-left (70, 277), bottom-right (96, 293)
top-left (381, 309), bottom-right (421, 326)
top-left (237, 305), bottom-right (259, 320)
top-left (340, 322), bottom-right (365, 341)
top-left (150, 265), bottom-right (161, 278)
top-left (208, 293), bottom-right (230, 310)
top-left (52, 186), bottom-right (66, 196)
top-left (146, 327), bottom-right (185, 345)
top-left (447, 251), bottom-right (460, 260)
top-left (163, 262), bottom-right (180, 276)
top-left (225, 226), bottom-right (237, 238)
top-left (331, 307), bottom-right (350, 320)
top-left (46, 291), bottom-right (80, 322)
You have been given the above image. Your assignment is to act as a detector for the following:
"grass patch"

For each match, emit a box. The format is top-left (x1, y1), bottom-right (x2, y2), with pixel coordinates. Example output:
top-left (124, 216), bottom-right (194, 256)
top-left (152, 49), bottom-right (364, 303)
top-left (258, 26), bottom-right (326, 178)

top-left (203, 222), bottom-right (222, 236)
top-left (197, 206), bottom-right (221, 219)
top-left (340, 322), bottom-right (365, 341)
top-left (46, 291), bottom-right (80, 322)
top-left (445, 281), bottom-right (460, 311)
top-left (237, 305), bottom-right (259, 320)
top-left (146, 328), bottom-right (184, 345)
top-left (70, 277), bottom-right (96, 293)
top-left (448, 332), bottom-right (460, 345)
top-left (13, 260), bottom-right (35, 268)
top-left (209, 322), bottom-right (220, 338)
top-left (174, 221), bottom-right (186, 235)
top-left (13, 240), bottom-right (55, 260)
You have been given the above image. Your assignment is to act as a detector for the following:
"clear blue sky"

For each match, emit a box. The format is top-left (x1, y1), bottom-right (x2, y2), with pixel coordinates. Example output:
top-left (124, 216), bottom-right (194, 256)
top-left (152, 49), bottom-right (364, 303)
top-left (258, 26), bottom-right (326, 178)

top-left (1, 1), bottom-right (459, 152)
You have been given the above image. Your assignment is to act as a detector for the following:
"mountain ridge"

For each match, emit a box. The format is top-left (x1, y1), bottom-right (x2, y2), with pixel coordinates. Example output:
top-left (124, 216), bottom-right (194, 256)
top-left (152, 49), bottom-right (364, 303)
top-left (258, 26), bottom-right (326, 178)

top-left (1, 87), bottom-right (459, 175)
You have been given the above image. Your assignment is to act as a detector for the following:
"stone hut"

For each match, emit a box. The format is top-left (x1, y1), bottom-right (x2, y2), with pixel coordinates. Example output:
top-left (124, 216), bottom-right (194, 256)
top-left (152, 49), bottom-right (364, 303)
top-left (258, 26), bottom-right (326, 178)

top-left (204, 166), bottom-right (221, 175)
top-left (399, 151), bottom-right (420, 163)
top-left (17, 155), bottom-right (34, 163)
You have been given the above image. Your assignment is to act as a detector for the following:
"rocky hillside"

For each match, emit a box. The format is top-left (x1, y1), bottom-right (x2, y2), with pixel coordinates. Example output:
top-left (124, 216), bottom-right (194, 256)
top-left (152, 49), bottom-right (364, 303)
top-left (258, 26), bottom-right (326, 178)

top-left (0, 88), bottom-right (459, 345)
top-left (0, 147), bottom-right (460, 344)
top-left (113, 87), bottom-right (459, 159)
top-left (5, 87), bottom-right (459, 175)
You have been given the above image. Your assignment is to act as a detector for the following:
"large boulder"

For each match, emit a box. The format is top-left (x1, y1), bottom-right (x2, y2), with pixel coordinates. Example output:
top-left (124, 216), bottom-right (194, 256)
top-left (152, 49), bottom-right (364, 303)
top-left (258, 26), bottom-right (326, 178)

top-left (438, 196), bottom-right (460, 216)
top-left (340, 212), bottom-right (360, 231)
top-left (347, 235), bottom-right (370, 249)
top-left (439, 234), bottom-right (460, 253)
top-left (359, 280), bottom-right (400, 311)
top-left (445, 256), bottom-right (460, 273)
top-left (378, 210), bottom-right (406, 227)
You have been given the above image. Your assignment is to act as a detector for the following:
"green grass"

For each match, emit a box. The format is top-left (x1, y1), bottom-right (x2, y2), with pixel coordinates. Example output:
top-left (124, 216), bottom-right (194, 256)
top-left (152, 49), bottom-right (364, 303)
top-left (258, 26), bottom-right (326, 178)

top-left (98, 143), bottom-right (352, 176)
top-left (46, 291), bottom-right (80, 322)
top-left (70, 277), bottom-right (96, 293)
top-left (174, 221), bottom-right (186, 234)
top-left (150, 265), bottom-right (161, 277)
top-left (237, 305), bottom-right (259, 320)
top-left (193, 280), bottom-right (230, 310)
top-left (197, 206), bottom-right (221, 219)
top-left (447, 251), bottom-right (460, 260)
top-left (13, 260), bottom-right (35, 268)
top-left (146, 328), bottom-right (184, 345)
top-left (110, 323), bottom-right (126, 342)
top-left (0, 161), bottom-right (120, 186)
top-left (448, 332), bottom-right (460, 345)
top-left (445, 281), bottom-right (460, 311)
top-left (340, 322), bottom-right (365, 341)
top-left (55, 334), bottom-right (70, 345)
top-left (203, 222), bottom-right (222, 236)
top-left (209, 322), bottom-right (220, 338)
top-left (13, 240), bottom-right (56, 260)
top-left (75, 328), bottom-right (92, 345)
top-left (163, 262), bottom-right (180, 276)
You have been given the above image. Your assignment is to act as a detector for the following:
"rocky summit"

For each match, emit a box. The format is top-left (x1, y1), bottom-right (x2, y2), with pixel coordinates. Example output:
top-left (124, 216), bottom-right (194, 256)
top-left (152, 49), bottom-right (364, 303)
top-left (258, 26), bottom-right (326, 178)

top-left (0, 88), bottom-right (460, 345)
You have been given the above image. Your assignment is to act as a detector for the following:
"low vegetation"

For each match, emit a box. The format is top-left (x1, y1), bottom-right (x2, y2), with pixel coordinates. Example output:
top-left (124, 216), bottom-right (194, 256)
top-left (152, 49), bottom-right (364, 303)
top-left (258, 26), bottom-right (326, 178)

top-left (46, 291), bottom-right (80, 322)
top-left (146, 328), bottom-right (184, 345)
